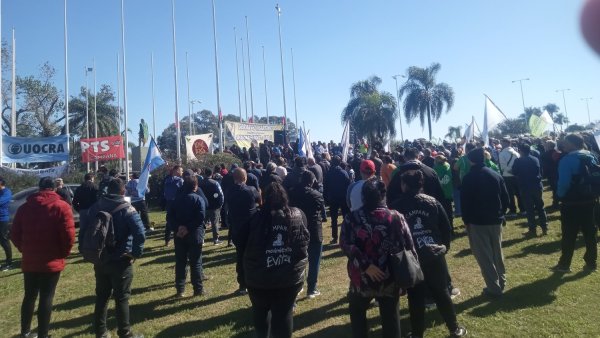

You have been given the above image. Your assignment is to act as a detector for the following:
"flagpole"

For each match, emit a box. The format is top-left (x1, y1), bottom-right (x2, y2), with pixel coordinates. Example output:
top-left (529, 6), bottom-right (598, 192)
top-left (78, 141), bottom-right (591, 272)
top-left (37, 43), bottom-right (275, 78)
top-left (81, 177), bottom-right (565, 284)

top-left (151, 52), bottom-right (157, 138)
top-left (93, 57), bottom-right (98, 171)
top-left (0, 0), bottom-right (3, 165)
top-left (63, 0), bottom-right (70, 156)
top-left (241, 37), bottom-right (248, 122)
top-left (234, 27), bottom-right (242, 123)
top-left (11, 28), bottom-right (16, 138)
top-left (171, 0), bottom-right (182, 162)
top-left (275, 4), bottom-right (288, 139)
top-left (262, 45), bottom-right (269, 124)
top-left (120, 0), bottom-right (130, 178)
top-left (210, 0), bottom-right (223, 152)
top-left (185, 51), bottom-right (192, 135)
top-left (117, 52), bottom-right (122, 172)
top-left (85, 66), bottom-right (90, 172)
top-left (291, 48), bottom-right (298, 129)
top-left (245, 16), bottom-right (255, 120)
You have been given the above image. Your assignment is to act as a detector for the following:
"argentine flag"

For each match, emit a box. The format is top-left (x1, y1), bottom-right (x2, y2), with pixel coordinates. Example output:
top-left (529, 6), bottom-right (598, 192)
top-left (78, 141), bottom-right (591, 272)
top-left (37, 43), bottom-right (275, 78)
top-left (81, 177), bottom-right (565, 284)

top-left (137, 137), bottom-right (166, 199)
top-left (297, 127), bottom-right (306, 157)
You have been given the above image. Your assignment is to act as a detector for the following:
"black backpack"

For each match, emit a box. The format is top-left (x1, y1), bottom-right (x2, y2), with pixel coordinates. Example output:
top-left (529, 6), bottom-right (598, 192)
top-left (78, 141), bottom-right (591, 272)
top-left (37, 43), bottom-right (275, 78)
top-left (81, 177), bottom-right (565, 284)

top-left (80, 203), bottom-right (130, 264)
top-left (576, 155), bottom-right (600, 198)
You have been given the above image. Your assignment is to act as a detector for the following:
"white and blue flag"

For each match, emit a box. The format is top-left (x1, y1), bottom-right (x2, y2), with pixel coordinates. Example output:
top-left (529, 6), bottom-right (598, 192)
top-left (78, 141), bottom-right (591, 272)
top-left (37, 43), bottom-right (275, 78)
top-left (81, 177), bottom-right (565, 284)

top-left (138, 137), bottom-right (166, 199)
top-left (297, 127), bottom-right (306, 157)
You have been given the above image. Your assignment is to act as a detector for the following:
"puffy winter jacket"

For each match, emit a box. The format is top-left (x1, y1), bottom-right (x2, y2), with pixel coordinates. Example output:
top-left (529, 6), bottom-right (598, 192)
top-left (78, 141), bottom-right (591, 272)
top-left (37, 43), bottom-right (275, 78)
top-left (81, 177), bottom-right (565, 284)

top-left (387, 160), bottom-right (445, 204)
top-left (244, 207), bottom-right (309, 289)
top-left (289, 186), bottom-right (325, 242)
top-left (11, 191), bottom-right (75, 272)
top-left (324, 165), bottom-right (351, 204)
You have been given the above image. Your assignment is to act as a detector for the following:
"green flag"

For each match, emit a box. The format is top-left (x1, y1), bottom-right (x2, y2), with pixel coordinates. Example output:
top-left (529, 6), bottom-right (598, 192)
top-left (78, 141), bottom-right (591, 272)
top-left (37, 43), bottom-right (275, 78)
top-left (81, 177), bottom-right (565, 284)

top-left (528, 114), bottom-right (547, 137)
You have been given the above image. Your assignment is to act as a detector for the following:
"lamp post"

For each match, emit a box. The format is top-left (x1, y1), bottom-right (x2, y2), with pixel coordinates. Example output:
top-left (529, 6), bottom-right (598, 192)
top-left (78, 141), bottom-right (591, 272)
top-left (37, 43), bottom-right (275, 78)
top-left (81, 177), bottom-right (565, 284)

top-left (85, 66), bottom-right (91, 172)
top-left (581, 97), bottom-right (593, 124)
top-left (234, 27), bottom-right (242, 122)
top-left (511, 78), bottom-right (530, 114)
top-left (275, 4), bottom-right (288, 138)
top-left (93, 58), bottom-right (98, 171)
top-left (392, 74), bottom-right (405, 142)
top-left (185, 51), bottom-right (192, 135)
top-left (190, 99), bottom-right (202, 135)
top-left (262, 45), bottom-right (269, 124)
top-left (556, 88), bottom-right (570, 126)
top-left (171, 0), bottom-right (181, 162)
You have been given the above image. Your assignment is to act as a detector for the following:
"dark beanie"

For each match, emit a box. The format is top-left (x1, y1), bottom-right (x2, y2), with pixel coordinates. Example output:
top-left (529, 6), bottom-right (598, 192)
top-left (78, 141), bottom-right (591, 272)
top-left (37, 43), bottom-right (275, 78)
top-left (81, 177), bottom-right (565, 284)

top-left (38, 177), bottom-right (56, 190)
top-left (467, 148), bottom-right (485, 165)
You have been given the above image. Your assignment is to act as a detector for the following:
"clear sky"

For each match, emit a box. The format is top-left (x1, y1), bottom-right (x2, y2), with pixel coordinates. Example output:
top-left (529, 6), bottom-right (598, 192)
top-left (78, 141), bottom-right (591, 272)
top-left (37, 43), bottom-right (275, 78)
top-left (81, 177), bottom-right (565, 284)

top-left (2, 0), bottom-right (599, 143)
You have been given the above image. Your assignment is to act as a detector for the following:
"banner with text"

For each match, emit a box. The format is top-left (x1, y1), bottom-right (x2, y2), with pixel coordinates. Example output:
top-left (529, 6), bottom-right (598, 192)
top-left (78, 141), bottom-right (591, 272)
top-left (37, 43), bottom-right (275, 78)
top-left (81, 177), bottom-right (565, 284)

top-left (1, 164), bottom-right (68, 179)
top-left (80, 136), bottom-right (126, 163)
top-left (2, 135), bottom-right (69, 163)
top-left (185, 134), bottom-right (213, 160)
top-left (224, 122), bottom-right (284, 149)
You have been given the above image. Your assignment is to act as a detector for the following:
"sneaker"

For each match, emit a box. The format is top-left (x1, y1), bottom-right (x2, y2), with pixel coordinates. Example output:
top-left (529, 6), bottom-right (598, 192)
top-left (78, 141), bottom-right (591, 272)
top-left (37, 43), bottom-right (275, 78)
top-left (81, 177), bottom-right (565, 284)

top-left (450, 287), bottom-right (461, 300)
top-left (583, 264), bottom-right (597, 273)
top-left (20, 333), bottom-right (37, 338)
top-left (97, 332), bottom-right (112, 338)
top-left (214, 239), bottom-right (222, 246)
top-left (329, 238), bottom-right (338, 245)
top-left (122, 332), bottom-right (144, 338)
top-left (201, 275), bottom-right (210, 281)
top-left (523, 230), bottom-right (536, 238)
top-left (193, 290), bottom-right (206, 297)
top-left (1, 264), bottom-right (12, 272)
top-left (307, 289), bottom-right (321, 299)
top-left (235, 288), bottom-right (248, 296)
top-left (482, 288), bottom-right (502, 298)
top-left (451, 326), bottom-right (468, 337)
top-left (551, 264), bottom-right (571, 273)
top-left (321, 217), bottom-right (328, 222)
top-left (174, 292), bottom-right (186, 299)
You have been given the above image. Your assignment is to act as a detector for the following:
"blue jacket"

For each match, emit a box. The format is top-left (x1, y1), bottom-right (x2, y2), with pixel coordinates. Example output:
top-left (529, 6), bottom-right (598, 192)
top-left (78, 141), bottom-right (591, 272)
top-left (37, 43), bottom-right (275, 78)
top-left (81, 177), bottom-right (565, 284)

top-left (0, 187), bottom-right (12, 222)
top-left (324, 165), bottom-right (351, 204)
top-left (512, 155), bottom-right (543, 191)
top-left (125, 179), bottom-right (144, 203)
top-left (80, 194), bottom-right (146, 261)
top-left (557, 150), bottom-right (598, 200)
top-left (167, 190), bottom-right (206, 243)
top-left (164, 175), bottom-right (183, 201)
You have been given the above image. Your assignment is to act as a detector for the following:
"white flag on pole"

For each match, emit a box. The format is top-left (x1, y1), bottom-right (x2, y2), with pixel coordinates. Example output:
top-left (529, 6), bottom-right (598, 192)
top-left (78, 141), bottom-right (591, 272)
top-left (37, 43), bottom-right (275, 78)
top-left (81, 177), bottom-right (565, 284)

top-left (482, 95), bottom-right (507, 147)
top-left (540, 110), bottom-right (553, 124)
top-left (341, 121), bottom-right (350, 162)
top-left (464, 116), bottom-right (476, 143)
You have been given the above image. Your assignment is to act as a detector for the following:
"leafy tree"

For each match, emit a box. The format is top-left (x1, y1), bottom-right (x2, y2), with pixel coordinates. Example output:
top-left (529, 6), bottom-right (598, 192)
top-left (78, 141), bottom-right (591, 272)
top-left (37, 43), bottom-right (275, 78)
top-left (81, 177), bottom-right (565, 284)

top-left (490, 118), bottom-right (529, 138)
top-left (565, 124), bottom-right (586, 133)
top-left (68, 84), bottom-right (121, 140)
top-left (445, 125), bottom-right (462, 140)
top-left (341, 76), bottom-right (397, 145)
top-left (519, 106), bottom-right (542, 122)
top-left (553, 113), bottom-right (569, 132)
top-left (543, 103), bottom-right (560, 117)
top-left (399, 63), bottom-right (454, 140)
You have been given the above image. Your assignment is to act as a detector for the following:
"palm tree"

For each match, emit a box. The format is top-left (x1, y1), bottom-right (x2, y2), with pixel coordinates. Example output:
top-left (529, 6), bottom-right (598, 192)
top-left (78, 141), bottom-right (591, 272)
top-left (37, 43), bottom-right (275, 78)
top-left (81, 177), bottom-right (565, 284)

top-left (445, 125), bottom-right (462, 140)
top-left (553, 113), bottom-right (569, 132)
top-left (69, 85), bottom-right (121, 140)
top-left (342, 76), bottom-right (397, 145)
top-left (399, 63), bottom-right (454, 140)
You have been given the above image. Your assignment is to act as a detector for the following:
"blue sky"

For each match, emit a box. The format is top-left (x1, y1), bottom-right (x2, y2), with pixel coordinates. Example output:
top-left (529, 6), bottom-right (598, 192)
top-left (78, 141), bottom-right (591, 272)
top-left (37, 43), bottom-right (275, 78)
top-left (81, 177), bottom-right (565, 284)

top-left (2, 0), bottom-right (599, 142)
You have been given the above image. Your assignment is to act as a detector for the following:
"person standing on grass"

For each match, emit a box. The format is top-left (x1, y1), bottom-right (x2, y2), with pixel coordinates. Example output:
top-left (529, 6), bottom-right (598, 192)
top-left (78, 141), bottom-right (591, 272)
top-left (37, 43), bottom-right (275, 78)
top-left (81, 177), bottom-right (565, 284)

top-left (553, 134), bottom-right (598, 273)
top-left (433, 155), bottom-right (455, 234)
top-left (340, 179), bottom-right (415, 338)
top-left (243, 182), bottom-right (309, 338)
top-left (461, 148), bottom-right (509, 298)
top-left (73, 173), bottom-right (99, 214)
top-left (11, 177), bottom-right (75, 338)
top-left (167, 175), bottom-right (207, 297)
top-left (324, 155), bottom-right (351, 244)
top-left (498, 138), bottom-right (524, 217)
top-left (389, 171), bottom-right (467, 338)
top-left (126, 172), bottom-right (153, 232)
top-left (512, 143), bottom-right (548, 237)
top-left (226, 168), bottom-right (261, 295)
top-left (163, 165), bottom-right (184, 246)
top-left (289, 170), bottom-right (325, 299)
top-left (199, 168), bottom-right (225, 245)
top-left (0, 176), bottom-right (13, 271)
top-left (346, 160), bottom-right (377, 212)
top-left (81, 178), bottom-right (145, 338)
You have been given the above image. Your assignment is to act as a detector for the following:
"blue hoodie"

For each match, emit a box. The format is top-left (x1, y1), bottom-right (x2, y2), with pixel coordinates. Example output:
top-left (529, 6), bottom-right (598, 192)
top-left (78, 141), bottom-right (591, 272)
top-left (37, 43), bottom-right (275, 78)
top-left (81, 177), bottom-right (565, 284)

top-left (0, 187), bottom-right (12, 222)
top-left (557, 149), bottom-right (598, 200)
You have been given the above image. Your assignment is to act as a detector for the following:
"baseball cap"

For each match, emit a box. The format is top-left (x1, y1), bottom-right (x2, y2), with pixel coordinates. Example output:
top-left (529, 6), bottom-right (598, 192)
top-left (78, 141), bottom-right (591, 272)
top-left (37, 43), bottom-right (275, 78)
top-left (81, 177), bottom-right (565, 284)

top-left (360, 160), bottom-right (376, 174)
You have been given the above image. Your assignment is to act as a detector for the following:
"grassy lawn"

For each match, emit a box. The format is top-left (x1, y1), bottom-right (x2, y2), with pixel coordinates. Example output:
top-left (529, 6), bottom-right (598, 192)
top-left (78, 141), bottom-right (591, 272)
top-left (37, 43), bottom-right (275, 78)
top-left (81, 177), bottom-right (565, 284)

top-left (1, 189), bottom-right (600, 337)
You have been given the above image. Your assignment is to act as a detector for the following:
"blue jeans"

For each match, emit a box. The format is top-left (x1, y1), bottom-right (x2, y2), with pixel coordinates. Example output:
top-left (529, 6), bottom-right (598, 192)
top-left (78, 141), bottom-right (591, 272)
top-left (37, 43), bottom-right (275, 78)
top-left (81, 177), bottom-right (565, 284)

top-left (520, 187), bottom-right (548, 231)
top-left (452, 188), bottom-right (461, 216)
top-left (307, 239), bottom-right (323, 292)
top-left (174, 230), bottom-right (205, 293)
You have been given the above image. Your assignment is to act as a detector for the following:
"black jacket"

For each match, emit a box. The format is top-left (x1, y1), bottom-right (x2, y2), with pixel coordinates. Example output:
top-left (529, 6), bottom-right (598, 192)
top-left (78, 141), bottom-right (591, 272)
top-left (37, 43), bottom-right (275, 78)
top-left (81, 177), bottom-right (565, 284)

top-left (386, 160), bottom-right (445, 204)
top-left (243, 207), bottom-right (309, 289)
top-left (389, 193), bottom-right (451, 263)
top-left (199, 178), bottom-right (224, 210)
top-left (282, 166), bottom-right (307, 193)
top-left (260, 172), bottom-right (283, 191)
top-left (308, 164), bottom-right (324, 187)
top-left (324, 165), bottom-right (351, 204)
top-left (289, 186), bottom-right (325, 242)
top-left (73, 181), bottom-right (98, 211)
top-left (226, 183), bottom-right (260, 239)
top-left (246, 173), bottom-right (260, 192)
top-left (167, 190), bottom-right (206, 243)
top-left (461, 164), bottom-right (509, 226)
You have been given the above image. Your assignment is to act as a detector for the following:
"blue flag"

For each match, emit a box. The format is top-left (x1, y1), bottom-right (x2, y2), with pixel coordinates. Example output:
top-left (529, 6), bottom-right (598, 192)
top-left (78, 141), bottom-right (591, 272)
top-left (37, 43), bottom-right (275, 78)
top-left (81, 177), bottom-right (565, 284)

top-left (297, 127), bottom-right (306, 157)
top-left (138, 138), bottom-right (166, 199)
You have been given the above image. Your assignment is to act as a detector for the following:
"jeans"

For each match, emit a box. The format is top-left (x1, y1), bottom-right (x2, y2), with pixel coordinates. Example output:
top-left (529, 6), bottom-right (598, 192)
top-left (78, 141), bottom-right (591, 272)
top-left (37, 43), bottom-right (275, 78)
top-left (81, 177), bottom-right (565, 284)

top-left (329, 200), bottom-right (349, 241)
top-left (174, 232), bottom-right (204, 293)
top-left (407, 256), bottom-right (459, 337)
top-left (206, 209), bottom-right (220, 242)
top-left (132, 200), bottom-right (150, 230)
top-left (348, 292), bottom-right (401, 338)
top-left (452, 188), bottom-right (462, 216)
top-left (21, 272), bottom-right (60, 337)
top-left (0, 220), bottom-right (12, 265)
top-left (94, 259), bottom-right (134, 337)
top-left (558, 202), bottom-right (598, 268)
top-left (248, 283), bottom-right (303, 338)
top-left (520, 187), bottom-right (548, 231)
top-left (307, 240), bottom-right (323, 292)
top-left (503, 176), bottom-right (524, 214)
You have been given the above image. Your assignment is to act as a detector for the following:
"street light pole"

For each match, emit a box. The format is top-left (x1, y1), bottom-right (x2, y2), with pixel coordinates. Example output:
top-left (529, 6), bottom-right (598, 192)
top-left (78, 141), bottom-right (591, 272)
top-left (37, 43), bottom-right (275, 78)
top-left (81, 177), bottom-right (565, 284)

top-left (262, 45), bottom-right (269, 124)
top-left (234, 27), bottom-right (242, 123)
top-left (85, 66), bottom-right (90, 172)
top-left (240, 37), bottom-right (248, 122)
top-left (210, 0), bottom-right (224, 152)
top-left (556, 88), bottom-right (571, 126)
top-left (581, 97), bottom-right (593, 124)
top-left (291, 48), bottom-right (298, 130)
top-left (275, 4), bottom-right (288, 138)
top-left (171, 0), bottom-right (182, 162)
top-left (392, 74), bottom-right (405, 142)
top-left (511, 78), bottom-right (530, 114)
top-left (190, 99), bottom-right (201, 135)
top-left (93, 58), bottom-right (98, 171)
top-left (245, 16), bottom-right (255, 119)
top-left (185, 51), bottom-right (192, 135)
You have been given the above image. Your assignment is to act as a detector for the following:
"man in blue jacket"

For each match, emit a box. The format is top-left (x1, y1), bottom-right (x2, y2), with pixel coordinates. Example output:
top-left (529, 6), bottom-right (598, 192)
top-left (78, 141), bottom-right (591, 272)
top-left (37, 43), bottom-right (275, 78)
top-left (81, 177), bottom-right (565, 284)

top-left (163, 165), bottom-right (184, 246)
top-left (553, 134), bottom-right (598, 273)
top-left (81, 178), bottom-right (146, 338)
top-left (324, 156), bottom-right (351, 244)
top-left (0, 176), bottom-right (12, 271)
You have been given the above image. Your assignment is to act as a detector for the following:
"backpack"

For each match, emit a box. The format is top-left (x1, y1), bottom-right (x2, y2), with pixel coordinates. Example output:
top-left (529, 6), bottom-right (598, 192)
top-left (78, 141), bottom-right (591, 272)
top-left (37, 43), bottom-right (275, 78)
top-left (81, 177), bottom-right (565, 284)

top-left (576, 155), bottom-right (600, 198)
top-left (80, 203), bottom-right (130, 264)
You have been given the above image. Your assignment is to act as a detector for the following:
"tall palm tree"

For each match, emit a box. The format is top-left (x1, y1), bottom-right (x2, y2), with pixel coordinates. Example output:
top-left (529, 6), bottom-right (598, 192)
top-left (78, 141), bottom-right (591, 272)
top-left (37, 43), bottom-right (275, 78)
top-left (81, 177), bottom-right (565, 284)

top-left (342, 76), bottom-right (397, 144)
top-left (399, 63), bottom-right (454, 140)
top-left (553, 113), bottom-right (569, 132)
top-left (69, 85), bottom-right (121, 139)
top-left (445, 125), bottom-right (462, 140)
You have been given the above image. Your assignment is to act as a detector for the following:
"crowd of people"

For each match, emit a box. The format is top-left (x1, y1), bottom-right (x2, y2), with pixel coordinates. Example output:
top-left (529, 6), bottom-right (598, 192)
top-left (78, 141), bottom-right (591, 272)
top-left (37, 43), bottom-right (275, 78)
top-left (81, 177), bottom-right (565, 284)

top-left (1, 131), bottom-right (599, 338)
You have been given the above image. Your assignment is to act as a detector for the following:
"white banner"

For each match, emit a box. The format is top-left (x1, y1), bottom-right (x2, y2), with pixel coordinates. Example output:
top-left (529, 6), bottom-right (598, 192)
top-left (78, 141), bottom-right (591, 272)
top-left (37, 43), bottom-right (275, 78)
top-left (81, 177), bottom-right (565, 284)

top-left (1, 164), bottom-right (69, 179)
top-left (224, 121), bottom-right (284, 149)
top-left (185, 134), bottom-right (213, 160)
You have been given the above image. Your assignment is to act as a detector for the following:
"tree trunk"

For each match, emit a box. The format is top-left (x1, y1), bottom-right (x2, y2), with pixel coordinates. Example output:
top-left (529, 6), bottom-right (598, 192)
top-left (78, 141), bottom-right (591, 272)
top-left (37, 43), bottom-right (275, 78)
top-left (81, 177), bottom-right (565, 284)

top-left (427, 103), bottom-right (433, 140)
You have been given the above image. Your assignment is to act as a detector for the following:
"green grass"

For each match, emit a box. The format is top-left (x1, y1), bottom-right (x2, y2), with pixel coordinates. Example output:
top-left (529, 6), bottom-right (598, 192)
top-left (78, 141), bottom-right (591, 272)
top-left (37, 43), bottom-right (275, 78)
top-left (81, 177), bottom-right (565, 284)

top-left (1, 189), bottom-right (600, 337)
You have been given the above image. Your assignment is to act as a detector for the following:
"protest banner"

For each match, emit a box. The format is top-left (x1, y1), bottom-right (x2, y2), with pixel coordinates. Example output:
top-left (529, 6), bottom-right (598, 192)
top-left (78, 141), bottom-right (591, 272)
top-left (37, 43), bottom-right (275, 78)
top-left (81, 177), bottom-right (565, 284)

top-left (1, 164), bottom-right (68, 179)
top-left (2, 135), bottom-right (69, 163)
top-left (80, 136), bottom-right (126, 163)
top-left (185, 134), bottom-right (213, 160)
top-left (224, 121), bottom-right (284, 149)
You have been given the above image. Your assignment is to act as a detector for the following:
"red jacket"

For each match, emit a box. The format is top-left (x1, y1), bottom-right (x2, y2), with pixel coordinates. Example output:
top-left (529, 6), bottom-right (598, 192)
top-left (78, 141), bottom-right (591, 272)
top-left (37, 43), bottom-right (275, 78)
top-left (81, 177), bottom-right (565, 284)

top-left (11, 190), bottom-right (75, 273)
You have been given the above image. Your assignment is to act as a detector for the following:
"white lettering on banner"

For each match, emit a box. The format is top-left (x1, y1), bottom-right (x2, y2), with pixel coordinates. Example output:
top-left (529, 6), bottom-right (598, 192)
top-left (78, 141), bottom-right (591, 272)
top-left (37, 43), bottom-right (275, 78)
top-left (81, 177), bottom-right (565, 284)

top-left (1, 164), bottom-right (68, 179)
top-left (224, 121), bottom-right (284, 149)
top-left (81, 140), bottom-right (110, 153)
top-left (2, 135), bottom-right (69, 163)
